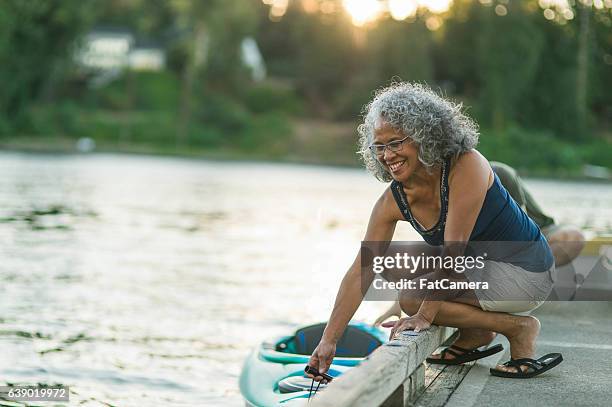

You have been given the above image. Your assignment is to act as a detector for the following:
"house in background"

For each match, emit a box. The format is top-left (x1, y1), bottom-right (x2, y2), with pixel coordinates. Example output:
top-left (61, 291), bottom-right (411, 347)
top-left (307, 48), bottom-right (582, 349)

top-left (128, 44), bottom-right (165, 71)
top-left (77, 28), bottom-right (134, 71)
top-left (77, 27), bottom-right (264, 84)
top-left (76, 27), bottom-right (166, 86)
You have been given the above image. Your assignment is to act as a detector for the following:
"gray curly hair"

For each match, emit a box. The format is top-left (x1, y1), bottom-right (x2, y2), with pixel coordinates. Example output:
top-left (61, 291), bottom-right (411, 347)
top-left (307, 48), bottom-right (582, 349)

top-left (357, 82), bottom-right (479, 182)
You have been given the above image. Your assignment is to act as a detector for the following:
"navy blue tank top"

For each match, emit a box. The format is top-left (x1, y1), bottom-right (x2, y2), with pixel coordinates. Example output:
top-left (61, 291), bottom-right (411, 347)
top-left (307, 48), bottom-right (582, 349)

top-left (390, 157), bottom-right (553, 272)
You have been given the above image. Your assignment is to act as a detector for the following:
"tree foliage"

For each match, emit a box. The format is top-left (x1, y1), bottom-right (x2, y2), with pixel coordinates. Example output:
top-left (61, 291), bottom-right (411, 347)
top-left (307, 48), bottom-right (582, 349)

top-left (0, 0), bottom-right (94, 128)
top-left (0, 0), bottom-right (610, 165)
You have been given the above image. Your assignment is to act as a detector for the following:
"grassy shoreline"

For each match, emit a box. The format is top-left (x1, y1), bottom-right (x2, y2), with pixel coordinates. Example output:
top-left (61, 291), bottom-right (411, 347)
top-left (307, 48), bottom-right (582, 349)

top-left (0, 135), bottom-right (360, 167)
top-left (1, 135), bottom-right (610, 182)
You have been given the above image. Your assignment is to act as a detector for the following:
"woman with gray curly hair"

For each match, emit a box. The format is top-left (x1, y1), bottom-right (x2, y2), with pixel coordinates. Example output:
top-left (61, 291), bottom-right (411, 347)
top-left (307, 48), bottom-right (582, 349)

top-left (306, 83), bottom-right (562, 380)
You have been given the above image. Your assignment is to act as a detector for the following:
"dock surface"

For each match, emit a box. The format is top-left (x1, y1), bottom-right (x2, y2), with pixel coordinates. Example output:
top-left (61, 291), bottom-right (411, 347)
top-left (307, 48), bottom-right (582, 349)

top-left (446, 302), bottom-right (612, 407)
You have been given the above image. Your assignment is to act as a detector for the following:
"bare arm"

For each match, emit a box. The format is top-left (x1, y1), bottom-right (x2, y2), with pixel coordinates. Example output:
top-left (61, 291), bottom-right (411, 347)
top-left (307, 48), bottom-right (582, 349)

top-left (322, 188), bottom-right (399, 341)
top-left (417, 150), bottom-right (492, 322)
top-left (308, 188), bottom-right (399, 377)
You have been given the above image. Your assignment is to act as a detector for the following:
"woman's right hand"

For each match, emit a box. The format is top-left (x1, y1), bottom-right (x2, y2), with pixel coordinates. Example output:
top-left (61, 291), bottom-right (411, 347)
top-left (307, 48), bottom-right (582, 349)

top-left (307, 340), bottom-right (336, 382)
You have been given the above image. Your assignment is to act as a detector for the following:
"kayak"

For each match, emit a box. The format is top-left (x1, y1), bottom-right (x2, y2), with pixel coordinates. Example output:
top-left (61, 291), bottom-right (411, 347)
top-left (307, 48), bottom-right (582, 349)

top-left (239, 322), bottom-right (386, 406)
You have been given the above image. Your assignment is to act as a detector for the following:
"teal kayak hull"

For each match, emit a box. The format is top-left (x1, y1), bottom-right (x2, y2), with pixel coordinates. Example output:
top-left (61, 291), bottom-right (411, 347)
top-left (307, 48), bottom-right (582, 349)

top-left (239, 322), bottom-right (386, 406)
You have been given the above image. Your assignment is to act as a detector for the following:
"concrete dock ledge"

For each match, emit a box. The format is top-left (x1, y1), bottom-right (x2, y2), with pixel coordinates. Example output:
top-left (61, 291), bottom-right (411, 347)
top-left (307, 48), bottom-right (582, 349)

top-left (311, 326), bottom-right (456, 407)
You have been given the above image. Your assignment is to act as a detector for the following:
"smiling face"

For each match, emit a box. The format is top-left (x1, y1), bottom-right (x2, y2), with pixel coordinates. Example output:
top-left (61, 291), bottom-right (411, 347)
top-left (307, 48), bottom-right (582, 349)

top-left (372, 119), bottom-right (421, 183)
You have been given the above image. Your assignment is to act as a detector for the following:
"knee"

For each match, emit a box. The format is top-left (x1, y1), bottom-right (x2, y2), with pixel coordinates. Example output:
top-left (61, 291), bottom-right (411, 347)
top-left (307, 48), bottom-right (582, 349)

top-left (399, 292), bottom-right (422, 315)
top-left (549, 227), bottom-right (585, 244)
top-left (566, 229), bottom-right (585, 246)
top-left (549, 227), bottom-right (586, 261)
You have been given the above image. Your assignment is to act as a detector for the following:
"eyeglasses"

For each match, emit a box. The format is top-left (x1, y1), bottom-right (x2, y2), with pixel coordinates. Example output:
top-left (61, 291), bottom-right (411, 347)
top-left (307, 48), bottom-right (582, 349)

top-left (368, 135), bottom-right (412, 155)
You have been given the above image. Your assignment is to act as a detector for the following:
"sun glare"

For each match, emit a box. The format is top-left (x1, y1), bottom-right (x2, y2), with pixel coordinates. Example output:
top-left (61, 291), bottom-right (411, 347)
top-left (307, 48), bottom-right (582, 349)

top-left (343, 0), bottom-right (382, 26)
top-left (263, 0), bottom-right (455, 26)
top-left (388, 0), bottom-right (418, 20)
top-left (342, 0), bottom-right (452, 26)
top-left (421, 0), bottom-right (452, 14)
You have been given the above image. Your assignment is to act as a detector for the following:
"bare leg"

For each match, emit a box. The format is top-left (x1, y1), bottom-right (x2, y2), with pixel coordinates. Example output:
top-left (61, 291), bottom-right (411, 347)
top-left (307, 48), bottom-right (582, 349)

top-left (545, 226), bottom-right (585, 267)
top-left (414, 296), bottom-right (497, 360)
top-left (374, 300), bottom-right (403, 326)
top-left (400, 296), bottom-right (539, 373)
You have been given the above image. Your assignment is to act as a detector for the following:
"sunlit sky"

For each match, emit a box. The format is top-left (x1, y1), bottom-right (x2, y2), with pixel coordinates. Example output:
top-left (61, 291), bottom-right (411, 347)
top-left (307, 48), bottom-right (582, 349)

top-left (262, 0), bottom-right (612, 27)
top-left (343, 0), bottom-right (452, 25)
top-left (263, 0), bottom-right (453, 26)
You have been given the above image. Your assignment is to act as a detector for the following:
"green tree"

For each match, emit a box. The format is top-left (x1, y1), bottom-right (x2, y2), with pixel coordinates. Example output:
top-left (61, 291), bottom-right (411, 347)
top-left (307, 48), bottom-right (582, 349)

top-left (585, 3), bottom-right (612, 136)
top-left (517, 15), bottom-right (579, 138)
top-left (371, 17), bottom-right (434, 83)
top-left (434, 0), bottom-right (485, 98)
top-left (290, 5), bottom-right (357, 117)
top-left (168, 0), bottom-right (257, 144)
top-left (477, 1), bottom-right (544, 130)
top-left (0, 0), bottom-right (94, 132)
top-left (94, 0), bottom-right (174, 37)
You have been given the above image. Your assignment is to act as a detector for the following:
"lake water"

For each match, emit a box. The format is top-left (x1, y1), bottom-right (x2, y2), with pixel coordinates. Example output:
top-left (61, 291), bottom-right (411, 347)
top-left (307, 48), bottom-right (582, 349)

top-left (0, 152), bottom-right (610, 406)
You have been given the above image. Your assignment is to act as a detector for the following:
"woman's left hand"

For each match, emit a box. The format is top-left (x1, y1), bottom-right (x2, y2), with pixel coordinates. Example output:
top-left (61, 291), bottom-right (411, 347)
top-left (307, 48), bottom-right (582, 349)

top-left (381, 314), bottom-right (431, 340)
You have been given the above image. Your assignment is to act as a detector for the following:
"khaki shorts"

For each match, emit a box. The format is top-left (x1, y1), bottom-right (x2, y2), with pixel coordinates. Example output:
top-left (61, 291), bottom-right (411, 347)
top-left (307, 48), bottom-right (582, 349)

top-left (466, 261), bottom-right (556, 315)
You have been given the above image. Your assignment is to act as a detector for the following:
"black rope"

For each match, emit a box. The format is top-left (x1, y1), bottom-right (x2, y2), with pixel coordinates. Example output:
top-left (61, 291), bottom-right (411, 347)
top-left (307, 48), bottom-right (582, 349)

top-left (307, 379), bottom-right (322, 402)
top-left (308, 378), bottom-right (314, 402)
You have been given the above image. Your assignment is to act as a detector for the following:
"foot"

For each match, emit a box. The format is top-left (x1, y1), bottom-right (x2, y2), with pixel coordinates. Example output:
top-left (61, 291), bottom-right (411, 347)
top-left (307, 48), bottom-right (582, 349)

top-left (428, 330), bottom-right (497, 361)
top-left (494, 316), bottom-right (541, 373)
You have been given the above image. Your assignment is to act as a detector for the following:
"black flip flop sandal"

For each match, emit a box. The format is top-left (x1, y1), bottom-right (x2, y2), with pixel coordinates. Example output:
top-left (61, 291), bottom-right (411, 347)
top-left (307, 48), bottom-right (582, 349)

top-left (426, 343), bottom-right (504, 365)
top-left (490, 353), bottom-right (563, 378)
